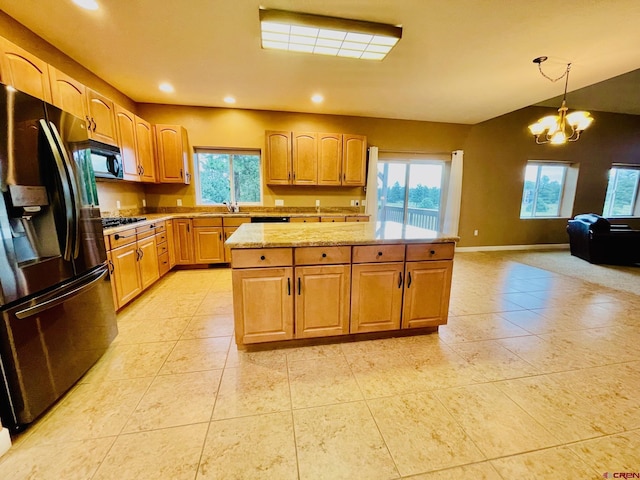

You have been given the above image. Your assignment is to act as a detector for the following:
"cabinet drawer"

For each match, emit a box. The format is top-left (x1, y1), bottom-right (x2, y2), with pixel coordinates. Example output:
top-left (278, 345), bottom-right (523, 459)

top-left (223, 217), bottom-right (251, 227)
top-left (352, 244), bottom-right (405, 263)
top-left (157, 242), bottom-right (168, 256)
top-left (320, 216), bottom-right (346, 222)
top-left (290, 217), bottom-right (320, 223)
top-left (231, 248), bottom-right (293, 268)
top-left (155, 232), bottom-right (167, 245)
top-left (345, 216), bottom-right (369, 222)
top-left (405, 243), bottom-right (454, 261)
top-left (158, 252), bottom-right (170, 276)
top-left (108, 227), bottom-right (137, 248)
top-left (136, 221), bottom-right (165, 239)
top-left (295, 246), bottom-right (351, 265)
top-left (193, 217), bottom-right (222, 227)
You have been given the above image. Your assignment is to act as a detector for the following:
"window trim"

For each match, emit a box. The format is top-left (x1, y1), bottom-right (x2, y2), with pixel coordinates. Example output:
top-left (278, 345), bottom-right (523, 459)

top-left (603, 164), bottom-right (640, 218)
top-left (520, 160), bottom-right (578, 220)
top-left (193, 147), bottom-right (263, 206)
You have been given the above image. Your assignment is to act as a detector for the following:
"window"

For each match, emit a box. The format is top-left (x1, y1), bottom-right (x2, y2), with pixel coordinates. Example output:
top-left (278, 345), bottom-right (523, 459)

top-left (194, 149), bottom-right (262, 205)
top-left (520, 162), bottom-right (568, 218)
top-left (603, 166), bottom-right (640, 217)
top-left (377, 159), bottom-right (444, 230)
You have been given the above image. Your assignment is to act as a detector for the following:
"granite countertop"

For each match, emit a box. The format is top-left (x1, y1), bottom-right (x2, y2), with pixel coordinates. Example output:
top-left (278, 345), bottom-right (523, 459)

top-left (225, 222), bottom-right (459, 248)
top-left (101, 211), bottom-right (369, 235)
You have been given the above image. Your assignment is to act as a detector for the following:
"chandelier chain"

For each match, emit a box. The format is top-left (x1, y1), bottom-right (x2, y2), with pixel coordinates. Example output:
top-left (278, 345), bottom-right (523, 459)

top-left (537, 62), bottom-right (571, 83)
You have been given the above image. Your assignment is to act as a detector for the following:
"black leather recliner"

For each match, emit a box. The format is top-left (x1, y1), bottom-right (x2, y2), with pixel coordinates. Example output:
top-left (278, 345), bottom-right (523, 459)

top-left (567, 214), bottom-right (640, 265)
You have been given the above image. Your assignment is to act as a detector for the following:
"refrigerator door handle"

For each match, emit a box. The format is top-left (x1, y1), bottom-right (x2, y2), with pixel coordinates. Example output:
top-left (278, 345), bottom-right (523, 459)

top-left (15, 267), bottom-right (108, 320)
top-left (49, 122), bottom-right (81, 259)
top-left (39, 119), bottom-right (74, 261)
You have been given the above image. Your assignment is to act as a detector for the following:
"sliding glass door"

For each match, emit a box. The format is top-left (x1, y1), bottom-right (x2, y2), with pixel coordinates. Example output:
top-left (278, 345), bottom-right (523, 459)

top-left (377, 160), bottom-right (443, 230)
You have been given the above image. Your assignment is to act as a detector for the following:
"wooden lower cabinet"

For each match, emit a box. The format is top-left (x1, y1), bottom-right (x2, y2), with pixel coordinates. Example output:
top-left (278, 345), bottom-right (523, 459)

top-left (194, 226), bottom-right (224, 263)
top-left (295, 265), bottom-right (350, 338)
top-left (138, 236), bottom-right (160, 289)
top-left (110, 242), bottom-right (143, 308)
top-left (166, 220), bottom-right (176, 268)
top-left (173, 219), bottom-right (194, 264)
top-left (232, 267), bottom-right (294, 344)
top-left (350, 262), bottom-right (404, 333)
top-left (402, 260), bottom-right (453, 328)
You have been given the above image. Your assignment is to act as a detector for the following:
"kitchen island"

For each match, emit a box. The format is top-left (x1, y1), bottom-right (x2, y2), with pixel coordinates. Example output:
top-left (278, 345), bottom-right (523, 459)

top-left (226, 222), bottom-right (459, 346)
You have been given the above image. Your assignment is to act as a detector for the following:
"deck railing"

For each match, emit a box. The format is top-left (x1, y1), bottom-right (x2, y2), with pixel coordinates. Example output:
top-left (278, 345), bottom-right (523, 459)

top-left (379, 205), bottom-right (440, 230)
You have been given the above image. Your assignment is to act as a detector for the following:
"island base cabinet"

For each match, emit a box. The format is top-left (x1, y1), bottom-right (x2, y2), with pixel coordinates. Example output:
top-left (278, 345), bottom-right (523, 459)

top-left (232, 267), bottom-right (294, 344)
top-left (402, 261), bottom-right (453, 329)
top-left (350, 263), bottom-right (403, 333)
top-left (295, 265), bottom-right (350, 338)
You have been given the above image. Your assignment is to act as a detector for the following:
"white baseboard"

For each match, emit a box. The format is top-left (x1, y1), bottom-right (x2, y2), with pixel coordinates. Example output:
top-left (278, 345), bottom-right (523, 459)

top-left (456, 243), bottom-right (570, 252)
top-left (0, 427), bottom-right (11, 457)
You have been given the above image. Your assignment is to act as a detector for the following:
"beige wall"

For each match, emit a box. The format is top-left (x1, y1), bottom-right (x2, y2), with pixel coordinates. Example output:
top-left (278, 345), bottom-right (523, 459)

top-left (138, 104), bottom-right (471, 209)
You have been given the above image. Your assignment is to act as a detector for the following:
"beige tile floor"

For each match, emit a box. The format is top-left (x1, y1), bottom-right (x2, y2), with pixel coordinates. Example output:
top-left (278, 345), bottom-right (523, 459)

top-left (2, 251), bottom-right (640, 479)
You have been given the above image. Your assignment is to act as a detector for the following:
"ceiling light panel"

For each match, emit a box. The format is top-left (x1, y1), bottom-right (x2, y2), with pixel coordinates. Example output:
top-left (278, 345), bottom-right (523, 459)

top-left (259, 9), bottom-right (402, 61)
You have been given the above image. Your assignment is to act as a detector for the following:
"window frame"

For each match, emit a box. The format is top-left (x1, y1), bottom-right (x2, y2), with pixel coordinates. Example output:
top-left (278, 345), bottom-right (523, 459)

top-left (603, 164), bottom-right (640, 218)
top-left (520, 160), bottom-right (578, 220)
top-left (193, 148), bottom-right (263, 206)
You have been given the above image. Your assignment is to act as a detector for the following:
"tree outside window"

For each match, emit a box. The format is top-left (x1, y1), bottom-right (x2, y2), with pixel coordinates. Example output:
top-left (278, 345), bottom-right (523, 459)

top-left (603, 167), bottom-right (640, 217)
top-left (194, 149), bottom-right (262, 205)
top-left (520, 163), bottom-right (567, 218)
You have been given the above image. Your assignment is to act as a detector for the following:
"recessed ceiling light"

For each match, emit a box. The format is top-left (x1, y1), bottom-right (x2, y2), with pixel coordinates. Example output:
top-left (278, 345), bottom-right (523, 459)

top-left (159, 82), bottom-right (174, 93)
top-left (72, 0), bottom-right (99, 11)
top-left (311, 94), bottom-right (324, 103)
top-left (260, 9), bottom-right (402, 61)
top-left (224, 96), bottom-right (236, 104)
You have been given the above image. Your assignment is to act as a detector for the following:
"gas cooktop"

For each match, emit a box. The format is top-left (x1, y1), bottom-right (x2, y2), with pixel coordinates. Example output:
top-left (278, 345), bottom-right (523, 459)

top-left (101, 216), bottom-right (147, 228)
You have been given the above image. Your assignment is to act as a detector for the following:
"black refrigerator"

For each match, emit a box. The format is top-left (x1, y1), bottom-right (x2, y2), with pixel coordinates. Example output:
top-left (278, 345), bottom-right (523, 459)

top-left (0, 82), bottom-right (118, 430)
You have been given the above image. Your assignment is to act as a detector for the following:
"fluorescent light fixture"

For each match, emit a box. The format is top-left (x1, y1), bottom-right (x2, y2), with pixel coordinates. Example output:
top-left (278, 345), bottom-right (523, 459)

top-left (72, 0), bottom-right (99, 11)
top-left (224, 96), bottom-right (236, 104)
top-left (158, 82), bottom-right (174, 93)
top-left (259, 8), bottom-right (402, 61)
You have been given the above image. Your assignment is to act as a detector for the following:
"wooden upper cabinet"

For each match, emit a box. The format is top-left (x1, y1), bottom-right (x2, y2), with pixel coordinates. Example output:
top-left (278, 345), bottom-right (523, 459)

top-left (317, 133), bottom-right (343, 186)
top-left (86, 88), bottom-right (118, 146)
top-left (115, 105), bottom-right (139, 181)
top-left (342, 134), bottom-right (367, 186)
top-left (292, 132), bottom-right (317, 185)
top-left (265, 130), bottom-right (292, 185)
top-left (49, 68), bottom-right (87, 119)
top-left (0, 38), bottom-right (52, 102)
top-left (155, 124), bottom-right (190, 184)
top-left (135, 116), bottom-right (156, 182)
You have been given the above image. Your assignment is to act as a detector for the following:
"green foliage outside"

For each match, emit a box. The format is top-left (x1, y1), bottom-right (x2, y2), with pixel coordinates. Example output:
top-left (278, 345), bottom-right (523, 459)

top-left (198, 153), bottom-right (261, 204)
top-left (521, 175), bottom-right (561, 216)
top-left (384, 181), bottom-right (441, 209)
top-left (603, 168), bottom-right (639, 216)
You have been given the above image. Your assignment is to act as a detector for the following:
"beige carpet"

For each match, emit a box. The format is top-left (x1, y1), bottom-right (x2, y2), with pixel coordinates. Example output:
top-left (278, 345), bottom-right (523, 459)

top-left (480, 249), bottom-right (640, 297)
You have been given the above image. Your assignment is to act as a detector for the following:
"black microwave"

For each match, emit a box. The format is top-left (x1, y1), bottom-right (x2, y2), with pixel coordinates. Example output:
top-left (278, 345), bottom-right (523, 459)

top-left (89, 140), bottom-right (123, 180)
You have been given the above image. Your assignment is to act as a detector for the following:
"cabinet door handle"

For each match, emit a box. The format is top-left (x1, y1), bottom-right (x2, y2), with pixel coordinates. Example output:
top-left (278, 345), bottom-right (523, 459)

top-left (91, 118), bottom-right (97, 131)
top-left (343, 173), bottom-right (346, 181)
top-left (297, 277), bottom-right (301, 295)
top-left (287, 277), bottom-right (291, 296)
top-left (219, 232), bottom-right (222, 241)
top-left (187, 224), bottom-right (190, 233)
top-left (180, 169), bottom-right (183, 178)
top-left (107, 259), bottom-right (115, 275)
top-left (398, 272), bottom-right (403, 288)
top-left (407, 271), bottom-right (412, 288)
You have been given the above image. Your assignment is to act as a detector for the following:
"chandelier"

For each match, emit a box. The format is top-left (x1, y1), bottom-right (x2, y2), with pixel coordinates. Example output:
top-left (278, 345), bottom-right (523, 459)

top-left (528, 57), bottom-right (593, 145)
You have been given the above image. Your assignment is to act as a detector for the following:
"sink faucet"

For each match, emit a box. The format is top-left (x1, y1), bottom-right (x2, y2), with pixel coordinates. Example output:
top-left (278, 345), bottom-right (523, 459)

top-left (223, 201), bottom-right (238, 213)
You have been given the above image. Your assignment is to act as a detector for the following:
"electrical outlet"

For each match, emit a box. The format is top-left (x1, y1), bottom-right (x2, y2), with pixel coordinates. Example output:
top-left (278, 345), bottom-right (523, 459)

top-left (116, 200), bottom-right (121, 209)
top-left (275, 199), bottom-right (284, 206)
top-left (362, 200), bottom-right (367, 207)
top-left (177, 199), bottom-right (182, 207)
top-left (474, 229), bottom-right (479, 236)
top-left (142, 199), bottom-right (146, 207)
top-left (350, 200), bottom-right (355, 206)
top-left (315, 200), bottom-right (320, 207)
